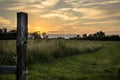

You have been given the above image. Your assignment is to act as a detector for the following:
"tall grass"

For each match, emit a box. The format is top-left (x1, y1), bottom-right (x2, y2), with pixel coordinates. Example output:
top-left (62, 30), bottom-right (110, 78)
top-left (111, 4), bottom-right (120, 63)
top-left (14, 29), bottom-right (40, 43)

top-left (0, 40), bottom-right (104, 65)
top-left (27, 41), bottom-right (120, 80)
top-left (0, 41), bottom-right (16, 65)
top-left (1, 40), bottom-right (119, 80)
top-left (27, 40), bottom-right (103, 63)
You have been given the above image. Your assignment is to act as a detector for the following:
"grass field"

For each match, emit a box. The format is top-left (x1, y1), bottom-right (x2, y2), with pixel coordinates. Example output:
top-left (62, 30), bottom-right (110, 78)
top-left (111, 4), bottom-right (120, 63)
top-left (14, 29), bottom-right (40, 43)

top-left (0, 40), bottom-right (120, 80)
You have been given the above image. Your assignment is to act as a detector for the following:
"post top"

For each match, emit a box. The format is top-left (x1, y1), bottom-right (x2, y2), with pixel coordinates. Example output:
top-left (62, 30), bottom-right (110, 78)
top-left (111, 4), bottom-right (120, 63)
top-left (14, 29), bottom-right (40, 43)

top-left (17, 12), bottom-right (27, 14)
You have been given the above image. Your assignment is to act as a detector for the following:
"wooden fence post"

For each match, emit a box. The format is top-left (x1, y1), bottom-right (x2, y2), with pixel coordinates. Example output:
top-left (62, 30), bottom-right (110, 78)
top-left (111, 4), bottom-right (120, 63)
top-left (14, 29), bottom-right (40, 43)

top-left (16, 12), bottom-right (28, 80)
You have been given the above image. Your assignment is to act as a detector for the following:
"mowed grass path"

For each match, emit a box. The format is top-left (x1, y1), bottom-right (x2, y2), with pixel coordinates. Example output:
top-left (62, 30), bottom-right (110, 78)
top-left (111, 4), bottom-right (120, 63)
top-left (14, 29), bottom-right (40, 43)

top-left (28, 42), bottom-right (120, 80)
top-left (0, 41), bottom-right (120, 80)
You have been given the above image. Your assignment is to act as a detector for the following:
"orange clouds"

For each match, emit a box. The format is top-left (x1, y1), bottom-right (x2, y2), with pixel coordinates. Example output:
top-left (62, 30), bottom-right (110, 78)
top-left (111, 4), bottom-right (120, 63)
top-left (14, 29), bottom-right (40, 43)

top-left (0, 17), bottom-right (11, 25)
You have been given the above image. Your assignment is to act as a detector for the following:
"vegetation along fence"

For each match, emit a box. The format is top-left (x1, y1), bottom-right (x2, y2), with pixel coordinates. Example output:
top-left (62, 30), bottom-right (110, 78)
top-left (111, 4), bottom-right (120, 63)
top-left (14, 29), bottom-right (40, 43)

top-left (0, 12), bottom-right (28, 80)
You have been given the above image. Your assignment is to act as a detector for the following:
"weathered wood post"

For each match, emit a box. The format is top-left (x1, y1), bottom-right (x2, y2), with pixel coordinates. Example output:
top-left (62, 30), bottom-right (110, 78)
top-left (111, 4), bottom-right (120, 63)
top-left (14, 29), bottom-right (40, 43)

top-left (16, 12), bottom-right (28, 80)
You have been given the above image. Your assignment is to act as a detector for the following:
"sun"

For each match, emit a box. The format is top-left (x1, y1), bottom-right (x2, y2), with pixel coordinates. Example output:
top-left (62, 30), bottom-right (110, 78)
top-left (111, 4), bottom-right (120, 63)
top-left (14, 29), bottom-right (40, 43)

top-left (35, 26), bottom-right (41, 30)
top-left (28, 24), bottom-right (55, 33)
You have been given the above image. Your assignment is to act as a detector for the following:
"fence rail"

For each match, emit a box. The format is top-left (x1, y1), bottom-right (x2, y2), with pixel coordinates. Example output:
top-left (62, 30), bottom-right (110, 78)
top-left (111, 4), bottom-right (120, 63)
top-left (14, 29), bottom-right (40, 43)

top-left (0, 66), bottom-right (16, 74)
top-left (0, 12), bottom-right (28, 80)
top-left (0, 33), bottom-right (16, 40)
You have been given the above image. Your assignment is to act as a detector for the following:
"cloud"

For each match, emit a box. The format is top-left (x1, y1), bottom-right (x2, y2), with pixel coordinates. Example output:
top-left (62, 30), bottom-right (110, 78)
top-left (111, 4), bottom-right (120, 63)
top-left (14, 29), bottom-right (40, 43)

top-left (64, 0), bottom-right (120, 7)
top-left (41, 13), bottom-right (78, 20)
top-left (7, 6), bottom-right (26, 11)
top-left (3, 0), bottom-right (59, 13)
top-left (0, 17), bottom-right (11, 25)
top-left (82, 20), bottom-right (119, 28)
top-left (41, 0), bottom-right (59, 7)
top-left (95, 2), bottom-right (120, 16)
top-left (58, 8), bottom-right (71, 11)
top-left (73, 8), bottom-right (103, 19)
top-left (65, 21), bottom-right (80, 26)
top-left (41, 8), bottom-right (78, 20)
top-left (18, 0), bottom-right (39, 2)
top-left (0, 0), bottom-right (120, 34)
top-left (71, 1), bottom-right (120, 28)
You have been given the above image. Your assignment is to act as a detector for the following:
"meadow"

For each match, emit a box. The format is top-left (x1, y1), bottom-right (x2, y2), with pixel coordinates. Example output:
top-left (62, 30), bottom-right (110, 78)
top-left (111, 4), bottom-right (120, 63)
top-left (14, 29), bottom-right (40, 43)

top-left (0, 40), bottom-right (120, 80)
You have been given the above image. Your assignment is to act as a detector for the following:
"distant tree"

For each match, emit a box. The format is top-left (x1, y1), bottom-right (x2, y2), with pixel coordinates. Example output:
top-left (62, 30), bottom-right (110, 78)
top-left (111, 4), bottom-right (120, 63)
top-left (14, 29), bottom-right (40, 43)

top-left (57, 37), bottom-right (64, 39)
top-left (75, 35), bottom-right (81, 40)
top-left (9, 29), bottom-right (17, 33)
top-left (68, 31), bottom-right (120, 41)
top-left (76, 35), bottom-right (80, 38)
top-left (99, 31), bottom-right (105, 37)
top-left (42, 32), bottom-right (46, 38)
top-left (88, 34), bottom-right (94, 40)
top-left (82, 34), bottom-right (87, 40)
top-left (92, 31), bottom-right (105, 40)
top-left (109, 35), bottom-right (120, 41)
top-left (42, 32), bottom-right (49, 39)
top-left (3, 28), bottom-right (7, 33)
top-left (104, 35), bottom-right (110, 41)
top-left (0, 29), bottom-right (2, 33)
top-left (45, 35), bottom-right (49, 39)
top-left (32, 32), bottom-right (41, 39)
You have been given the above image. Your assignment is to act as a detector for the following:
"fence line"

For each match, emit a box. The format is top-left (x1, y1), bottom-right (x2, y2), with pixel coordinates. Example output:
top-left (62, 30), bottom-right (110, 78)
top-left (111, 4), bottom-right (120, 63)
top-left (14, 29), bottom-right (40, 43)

top-left (0, 12), bottom-right (28, 80)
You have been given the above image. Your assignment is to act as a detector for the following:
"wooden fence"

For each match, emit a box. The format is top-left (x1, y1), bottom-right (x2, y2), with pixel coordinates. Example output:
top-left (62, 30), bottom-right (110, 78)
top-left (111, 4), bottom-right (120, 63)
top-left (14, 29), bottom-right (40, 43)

top-left (0, 12), bottom-right (28, 80)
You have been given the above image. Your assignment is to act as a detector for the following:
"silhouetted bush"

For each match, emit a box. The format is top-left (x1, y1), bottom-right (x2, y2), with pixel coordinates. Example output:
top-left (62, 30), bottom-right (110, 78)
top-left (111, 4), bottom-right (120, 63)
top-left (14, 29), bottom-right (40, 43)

top-left (70, 31), bottom-right (120, 41)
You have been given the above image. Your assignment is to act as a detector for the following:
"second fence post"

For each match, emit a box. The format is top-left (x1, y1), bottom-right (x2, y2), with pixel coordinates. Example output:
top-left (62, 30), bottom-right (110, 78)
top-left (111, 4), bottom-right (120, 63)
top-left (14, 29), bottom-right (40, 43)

top-left (16, 12), bottom-right (28, 80)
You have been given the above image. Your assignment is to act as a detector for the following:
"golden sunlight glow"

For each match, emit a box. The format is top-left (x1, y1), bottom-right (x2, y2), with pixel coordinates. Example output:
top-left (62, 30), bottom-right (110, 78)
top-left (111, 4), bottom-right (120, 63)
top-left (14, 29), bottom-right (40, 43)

top-left (0, 0), bottom-right (119, 35)
top-left (0, 17), bottom-right (11, 25)
top-left (35, 26), bottom-right (41, 31)
top-left (73, 8), bottom-right (103, 19)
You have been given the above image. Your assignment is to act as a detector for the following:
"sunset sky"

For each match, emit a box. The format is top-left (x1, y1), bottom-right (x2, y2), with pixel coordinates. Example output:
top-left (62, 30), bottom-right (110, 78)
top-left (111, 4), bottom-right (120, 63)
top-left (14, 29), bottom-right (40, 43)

top-left (0, 0), bottom-right (120, 35)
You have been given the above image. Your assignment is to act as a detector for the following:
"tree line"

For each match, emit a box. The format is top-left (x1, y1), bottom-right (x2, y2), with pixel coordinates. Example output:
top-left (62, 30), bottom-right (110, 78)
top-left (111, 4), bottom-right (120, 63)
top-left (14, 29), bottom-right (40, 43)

top-left (70, 31), bottom-right (120, 41)
top-left (0, 28), bottom-right (17, 33)
top-left (0, 28), bottom-right (7, 33)
top-left (30, 31), bottom-right (120, 41)
top-left (0, 28), bottom-right (119, 41)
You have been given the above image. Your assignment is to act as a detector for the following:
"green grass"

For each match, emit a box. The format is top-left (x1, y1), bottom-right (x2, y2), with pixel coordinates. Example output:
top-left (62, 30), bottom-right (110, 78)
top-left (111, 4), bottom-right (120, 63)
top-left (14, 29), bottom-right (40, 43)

top-left (0, 41), bottom-right (16, 65)
top-left (0, 40), bottom-right (103, 65)
top-left (27, 41), bottom-right (120, 80)
top-left (0, 40), bottom-right (120, 80)
top-left (27, 40), bottom-right (103, 63)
